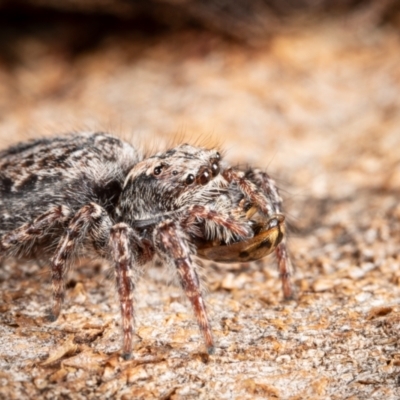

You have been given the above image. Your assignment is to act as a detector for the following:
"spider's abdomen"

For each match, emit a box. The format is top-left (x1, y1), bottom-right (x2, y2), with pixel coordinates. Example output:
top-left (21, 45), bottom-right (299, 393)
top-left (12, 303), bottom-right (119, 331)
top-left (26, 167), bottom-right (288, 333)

top-left (0, 133), bottom-right (140, 235)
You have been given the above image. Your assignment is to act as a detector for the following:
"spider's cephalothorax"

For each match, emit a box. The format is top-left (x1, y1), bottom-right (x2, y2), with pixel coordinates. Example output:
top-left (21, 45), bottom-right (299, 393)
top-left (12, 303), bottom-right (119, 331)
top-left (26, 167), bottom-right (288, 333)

top-left (0, 133), bottom-right (293, 358)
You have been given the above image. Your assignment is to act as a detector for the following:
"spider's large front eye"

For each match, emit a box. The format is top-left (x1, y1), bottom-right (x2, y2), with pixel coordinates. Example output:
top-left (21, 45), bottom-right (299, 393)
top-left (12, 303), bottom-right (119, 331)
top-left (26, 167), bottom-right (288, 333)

top-left (186, 174), bottom-right (195, 185)
top-left (153, 166), bottom-right (163, 175)
top-left (199, 169), bottom-right (211, 185)
top-left (211, 162), bottom-right (219, 176)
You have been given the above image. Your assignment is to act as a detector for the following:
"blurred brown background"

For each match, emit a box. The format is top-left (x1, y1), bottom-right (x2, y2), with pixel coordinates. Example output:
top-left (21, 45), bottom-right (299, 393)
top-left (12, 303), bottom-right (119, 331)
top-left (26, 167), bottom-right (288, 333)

top-left (1, 1), bottom-right (400, 399)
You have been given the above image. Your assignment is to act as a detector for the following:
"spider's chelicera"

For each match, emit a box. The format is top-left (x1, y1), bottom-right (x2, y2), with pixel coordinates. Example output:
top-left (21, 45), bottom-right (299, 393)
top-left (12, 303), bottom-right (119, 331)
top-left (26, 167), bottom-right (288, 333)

top-left (0, 132), bottom-right (293, 359)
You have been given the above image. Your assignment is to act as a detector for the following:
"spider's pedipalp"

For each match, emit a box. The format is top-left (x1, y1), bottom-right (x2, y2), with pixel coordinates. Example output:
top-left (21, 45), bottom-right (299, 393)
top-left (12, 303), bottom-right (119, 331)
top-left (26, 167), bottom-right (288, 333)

top-left (222, 168), bottom-right (277, 216)
top-left (181, 204), bottom-right (253, 244)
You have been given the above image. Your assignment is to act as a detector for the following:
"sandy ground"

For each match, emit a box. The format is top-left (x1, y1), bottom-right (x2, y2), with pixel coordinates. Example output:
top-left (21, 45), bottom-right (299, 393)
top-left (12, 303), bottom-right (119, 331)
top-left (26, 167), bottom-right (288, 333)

top-left (0, 12), bottom-right (400, 400)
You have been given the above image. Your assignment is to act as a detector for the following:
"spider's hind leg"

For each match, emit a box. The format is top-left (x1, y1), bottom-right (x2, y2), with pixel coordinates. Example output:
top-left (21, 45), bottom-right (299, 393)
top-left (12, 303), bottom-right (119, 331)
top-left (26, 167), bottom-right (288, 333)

top-left (0, 205), bottom-right (71, 258)
top-left (49, 202), bottom-right (113, 320)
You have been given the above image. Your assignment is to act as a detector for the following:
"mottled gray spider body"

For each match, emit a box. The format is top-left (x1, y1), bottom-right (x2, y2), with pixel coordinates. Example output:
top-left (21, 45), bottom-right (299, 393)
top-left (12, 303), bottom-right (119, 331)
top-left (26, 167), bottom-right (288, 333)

top-left (0, 132), bottom-right (293, 358)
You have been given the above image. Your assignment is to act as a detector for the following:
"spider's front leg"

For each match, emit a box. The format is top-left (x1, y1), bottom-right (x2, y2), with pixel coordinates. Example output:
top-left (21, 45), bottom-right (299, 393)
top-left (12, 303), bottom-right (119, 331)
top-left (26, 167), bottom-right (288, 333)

top-left (224, 168), bottom-right (294, 300)
top-left (154, 220), bottom-right (214, 354)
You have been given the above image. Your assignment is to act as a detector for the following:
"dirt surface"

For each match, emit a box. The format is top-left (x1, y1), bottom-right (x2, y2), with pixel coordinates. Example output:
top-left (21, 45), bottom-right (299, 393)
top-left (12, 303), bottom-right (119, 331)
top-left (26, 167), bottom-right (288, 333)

top-left (0, 10), bottom-right (400, 400)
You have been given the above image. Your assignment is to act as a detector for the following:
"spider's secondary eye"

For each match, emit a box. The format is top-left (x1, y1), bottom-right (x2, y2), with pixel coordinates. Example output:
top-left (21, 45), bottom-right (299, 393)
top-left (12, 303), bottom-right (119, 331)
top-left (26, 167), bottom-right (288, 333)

top-left (199, 169), bottom-right (210, 185)
top-left (153, 166), bottom-right (163, 175)
top-left (172, 170), bottom-right (178, 176)
top-left (186, 174), bottom-right (195, 185)
top-left (215, 152), bottom-right (221, 160)
top-left (211, 162), bottom-right (220, 176)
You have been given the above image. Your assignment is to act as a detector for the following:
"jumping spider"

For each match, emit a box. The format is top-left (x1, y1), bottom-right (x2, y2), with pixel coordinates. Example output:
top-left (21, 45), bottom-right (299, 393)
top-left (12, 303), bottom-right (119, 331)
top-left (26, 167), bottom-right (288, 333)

top-left (0, 132), bottom-right (293, 359)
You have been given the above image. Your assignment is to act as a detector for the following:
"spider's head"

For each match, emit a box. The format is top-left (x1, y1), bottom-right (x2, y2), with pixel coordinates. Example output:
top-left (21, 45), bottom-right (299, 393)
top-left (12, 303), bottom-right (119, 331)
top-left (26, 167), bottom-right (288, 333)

top-left (117, 144), bottom-right (231, 222)
top-left (116, 143), bottom-right (286, 264)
